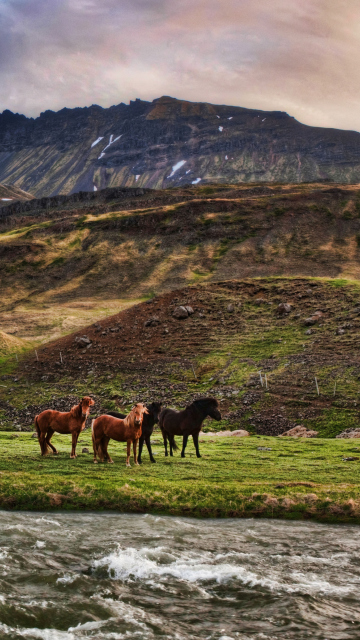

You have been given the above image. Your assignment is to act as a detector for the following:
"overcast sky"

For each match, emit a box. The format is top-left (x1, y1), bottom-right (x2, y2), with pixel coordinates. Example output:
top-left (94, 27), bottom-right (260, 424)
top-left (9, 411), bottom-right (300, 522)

top-left (1, 0), bottom-right (359, 131)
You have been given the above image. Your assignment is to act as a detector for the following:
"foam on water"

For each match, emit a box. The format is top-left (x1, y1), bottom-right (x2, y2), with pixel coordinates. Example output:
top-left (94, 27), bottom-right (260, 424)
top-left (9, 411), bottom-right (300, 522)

top-left (0, 513), bottom-right (359, 639)
top-left (93, 544), bottom-right (352, 596)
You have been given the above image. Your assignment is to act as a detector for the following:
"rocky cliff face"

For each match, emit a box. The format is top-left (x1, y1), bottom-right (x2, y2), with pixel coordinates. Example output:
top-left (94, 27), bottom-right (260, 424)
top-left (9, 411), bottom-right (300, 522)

top-left (1, 95), bottom-right (360, 197)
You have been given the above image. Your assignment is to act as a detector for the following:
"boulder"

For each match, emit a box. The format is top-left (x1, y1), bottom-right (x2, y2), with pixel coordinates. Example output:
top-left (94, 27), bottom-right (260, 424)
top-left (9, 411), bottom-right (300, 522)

top-left (279, 425), bottom-right (318, 438)
top-left (173, 306), bottom-right (188, 319)
top-left (277, 303), bottom-right (291, 315)
top-left (185, 306), bottom-right (194, 315)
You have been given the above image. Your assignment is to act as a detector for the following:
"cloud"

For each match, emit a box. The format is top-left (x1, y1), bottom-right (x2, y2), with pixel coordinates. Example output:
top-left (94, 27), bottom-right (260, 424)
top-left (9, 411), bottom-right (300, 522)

top-left (0, 0), bottom-right (360, 131)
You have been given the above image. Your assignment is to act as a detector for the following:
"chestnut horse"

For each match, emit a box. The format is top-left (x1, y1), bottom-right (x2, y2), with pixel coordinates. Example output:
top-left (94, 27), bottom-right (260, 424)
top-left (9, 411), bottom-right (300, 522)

top-left (35, 396), bottom-right (95, 458)
top-left (159, 397), bottom-right (221, 458)
top-left (92, 403), bottom-right (149, 466)
top-left (107, 401), bottom-right (162, 464)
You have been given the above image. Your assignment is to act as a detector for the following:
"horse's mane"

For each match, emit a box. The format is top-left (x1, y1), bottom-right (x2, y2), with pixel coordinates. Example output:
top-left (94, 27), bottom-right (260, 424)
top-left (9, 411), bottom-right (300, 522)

top-left (70, 403), bottom-right (82, 418)
top-left (192, 397), bottom-right (219, 410)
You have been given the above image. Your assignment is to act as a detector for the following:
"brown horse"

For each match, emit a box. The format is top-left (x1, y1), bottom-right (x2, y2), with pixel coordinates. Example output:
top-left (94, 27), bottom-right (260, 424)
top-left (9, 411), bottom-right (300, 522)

top-left (35, 396), bottom-right (95, 458)
top-left (92, 403), bottom-right (149, 466)
top-left (159, 397), bottom-right (221, 458)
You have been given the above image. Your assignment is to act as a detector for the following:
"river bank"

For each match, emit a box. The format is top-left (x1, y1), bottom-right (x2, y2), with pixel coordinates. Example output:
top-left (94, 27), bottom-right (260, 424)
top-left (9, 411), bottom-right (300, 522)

top-left (0, 432), bottom-right (360, 522)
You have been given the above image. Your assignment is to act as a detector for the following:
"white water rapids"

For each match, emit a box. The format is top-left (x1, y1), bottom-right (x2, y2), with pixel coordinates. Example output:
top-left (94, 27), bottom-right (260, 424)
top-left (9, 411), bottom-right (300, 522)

top-left (0, 513), bottom-right (358, 639)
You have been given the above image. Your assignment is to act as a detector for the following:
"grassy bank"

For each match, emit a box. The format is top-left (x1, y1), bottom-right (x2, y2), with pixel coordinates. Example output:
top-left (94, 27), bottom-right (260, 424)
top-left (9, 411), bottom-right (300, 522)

top-left (1, 431), bottom-right (360, 522)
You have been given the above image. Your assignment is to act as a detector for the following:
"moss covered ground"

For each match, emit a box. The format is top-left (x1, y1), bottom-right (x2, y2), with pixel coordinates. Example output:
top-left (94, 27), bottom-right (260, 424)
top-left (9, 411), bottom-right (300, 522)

top-left (0, 430), bottom-right (360, 522)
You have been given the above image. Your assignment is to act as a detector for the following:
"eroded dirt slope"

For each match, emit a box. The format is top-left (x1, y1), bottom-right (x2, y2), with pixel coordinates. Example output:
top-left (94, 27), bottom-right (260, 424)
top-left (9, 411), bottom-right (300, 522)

top-left (6, 277), bottom-right (359, 438)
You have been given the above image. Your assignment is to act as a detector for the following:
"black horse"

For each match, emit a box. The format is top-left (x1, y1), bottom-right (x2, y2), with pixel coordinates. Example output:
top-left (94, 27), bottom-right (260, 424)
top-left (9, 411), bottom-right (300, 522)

top-left (107, 402), bottom-right (162, 463)
top-left (159, 397), bottom-right (221, 459)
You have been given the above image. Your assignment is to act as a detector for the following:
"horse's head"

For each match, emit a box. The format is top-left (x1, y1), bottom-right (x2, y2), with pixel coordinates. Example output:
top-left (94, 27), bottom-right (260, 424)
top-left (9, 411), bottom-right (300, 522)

top-left (81, 396), bottom-right (95, 418)
top-left (132, 403), bottom-right (149, 427)
top-left (148, 402), bottom-right (162, 424)
top-left (195, 397), bottom-right (221, 421)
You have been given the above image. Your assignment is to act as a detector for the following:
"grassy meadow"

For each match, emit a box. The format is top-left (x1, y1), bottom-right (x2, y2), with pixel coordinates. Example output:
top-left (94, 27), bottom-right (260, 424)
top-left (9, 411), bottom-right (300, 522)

top-left (1, 430), bottom-right (360, 522)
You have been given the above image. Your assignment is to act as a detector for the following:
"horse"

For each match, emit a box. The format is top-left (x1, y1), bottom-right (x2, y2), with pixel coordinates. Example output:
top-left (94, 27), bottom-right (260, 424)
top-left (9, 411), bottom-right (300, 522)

top-left (107, 401), bottom-right (162, 464)
top-left (35, 396), bottom-right (95, 458)
top-left (91, 403), bottom-right (149, 466)
top-left (159, 397), bottom-right (221, 458)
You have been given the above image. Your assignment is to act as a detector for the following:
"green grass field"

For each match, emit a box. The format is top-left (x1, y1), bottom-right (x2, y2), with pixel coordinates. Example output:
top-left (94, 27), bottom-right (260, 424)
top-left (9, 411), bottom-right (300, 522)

top-left (1, 430), bottom-right (360, 522)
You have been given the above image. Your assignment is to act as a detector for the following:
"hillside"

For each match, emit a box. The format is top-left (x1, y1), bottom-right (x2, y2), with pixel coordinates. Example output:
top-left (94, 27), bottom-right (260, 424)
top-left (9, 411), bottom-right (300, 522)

top-left (0, 183), bottom-right (34, 203)
top-left (2, 182), bottom-right (360, 345)
top-left (2, 96), bottom-right (360, 196)
top-left (0, 276), bottom-right (359, 440)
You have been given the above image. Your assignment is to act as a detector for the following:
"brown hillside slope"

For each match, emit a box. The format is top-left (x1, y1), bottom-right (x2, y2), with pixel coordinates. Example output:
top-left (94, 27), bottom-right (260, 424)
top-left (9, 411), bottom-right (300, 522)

top-left (1, 182), bottom-right (360, 344)
top-left (16, 277), bottom-right (360, 438)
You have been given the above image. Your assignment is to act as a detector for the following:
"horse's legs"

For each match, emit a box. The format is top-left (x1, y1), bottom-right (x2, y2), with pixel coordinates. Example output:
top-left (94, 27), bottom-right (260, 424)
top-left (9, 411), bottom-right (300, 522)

top-left (39, 431), bottom-right (48, 456)
top-left (94, 434), bottom-right (104, 462)
top-left (70, 432), bottom-right (78, 459)
top-left (146, 435), bottom-right (156, 463)
top-left (45, 428), bottom-right (58, 454)
top-left (181, 435), bottom-right (189, 458)
top-left (126, 440), bottom-right (131, 467)
top-left (163, 432), bottom-right (168, 457)
top-left (133, 439), bottom-right (139, 465)
top-left (103, 436), bottom-right (113, 463)
top-left (138, 435), bottom-right (144, 464)
top-left (192, 432), bottom-right (201, 458)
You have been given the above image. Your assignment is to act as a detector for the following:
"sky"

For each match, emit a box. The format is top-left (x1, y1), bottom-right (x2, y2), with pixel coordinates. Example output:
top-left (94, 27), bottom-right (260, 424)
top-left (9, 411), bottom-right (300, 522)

top-left (1, 0), bottom-right (360, 131)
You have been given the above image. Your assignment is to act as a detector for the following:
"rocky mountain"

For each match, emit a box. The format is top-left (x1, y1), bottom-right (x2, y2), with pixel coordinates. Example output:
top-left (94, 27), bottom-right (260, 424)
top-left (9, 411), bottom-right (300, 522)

top-left (1, 95), bottom-right (360, 197)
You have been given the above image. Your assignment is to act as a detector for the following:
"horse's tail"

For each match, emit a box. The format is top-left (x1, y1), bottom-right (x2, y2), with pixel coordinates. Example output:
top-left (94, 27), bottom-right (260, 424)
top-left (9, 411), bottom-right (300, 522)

top-left (171, 436), bottom-right (179, 451)
top-left (34, 415), bottom-right (40, 439)
top-left (91, 419), bottom-right (97, 455)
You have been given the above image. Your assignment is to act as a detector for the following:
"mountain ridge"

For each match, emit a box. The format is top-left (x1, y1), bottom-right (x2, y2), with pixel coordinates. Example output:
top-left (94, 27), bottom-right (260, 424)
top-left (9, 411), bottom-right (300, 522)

top-left (1, 95), bottom-right (360, 197)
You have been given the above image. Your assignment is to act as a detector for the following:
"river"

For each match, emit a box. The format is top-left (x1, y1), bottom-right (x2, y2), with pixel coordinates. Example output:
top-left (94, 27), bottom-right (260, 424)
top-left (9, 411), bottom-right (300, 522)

top-left (0, 512), bottom-right (358, 639)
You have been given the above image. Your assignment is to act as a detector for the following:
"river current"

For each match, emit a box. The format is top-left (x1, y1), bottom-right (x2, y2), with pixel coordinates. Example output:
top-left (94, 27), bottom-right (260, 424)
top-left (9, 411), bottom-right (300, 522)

top-left (0, 512), bottom-right (358, 639)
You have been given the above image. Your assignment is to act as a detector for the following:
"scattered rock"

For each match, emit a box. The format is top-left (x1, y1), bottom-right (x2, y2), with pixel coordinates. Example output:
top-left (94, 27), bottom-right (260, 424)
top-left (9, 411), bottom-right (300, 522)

top-left (173, 306), bottom-right (189, 319)
top-left (279, 425), bottom-right (318, 438)
top-left (229, 429), bottom-right (249, 437)
top-left (202, 429), bottom-right (249, 437)
top-left (342, 457), bottom-right (359, 461)
top-left (227, 304), bottom-right (234, 312)
top-left (336, 327), bottom-right (345, 335)
top-left (185, 306), bottom-right (194, 315)
top-left (257, 446), bottom-right (272, 451)
top-left (31, 432), bottom-right (38, 438)
top-left (255, 298), bottom-right (266, 305)
top-left (144, 315), bottom-right (161, 327)
top-left (82, 447), bottom-right (90, 454)
top-left (305, 329), bottom-right (313, 335)
top-left (277, 303), bottom-right (291, 315)
top-left (336, 429), bottom-right (360, 439)
top-left (304, 493), bottom-right (318, 503)
top-left (74, 335), bottom-right (92, 347)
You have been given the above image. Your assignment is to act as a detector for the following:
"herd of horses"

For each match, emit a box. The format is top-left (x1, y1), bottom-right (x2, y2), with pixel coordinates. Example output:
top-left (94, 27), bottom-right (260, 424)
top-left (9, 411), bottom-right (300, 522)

top-left (34, 396), bottom-right (222, 466)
